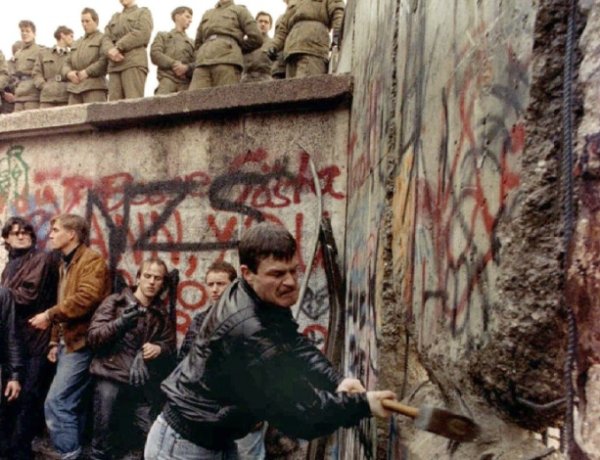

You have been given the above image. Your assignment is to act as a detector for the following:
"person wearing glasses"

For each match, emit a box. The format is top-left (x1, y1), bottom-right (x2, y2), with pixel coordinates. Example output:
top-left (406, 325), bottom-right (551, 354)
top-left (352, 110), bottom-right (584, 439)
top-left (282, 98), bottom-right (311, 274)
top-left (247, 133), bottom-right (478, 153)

top-left (0, 217), bottom-right (58, 460)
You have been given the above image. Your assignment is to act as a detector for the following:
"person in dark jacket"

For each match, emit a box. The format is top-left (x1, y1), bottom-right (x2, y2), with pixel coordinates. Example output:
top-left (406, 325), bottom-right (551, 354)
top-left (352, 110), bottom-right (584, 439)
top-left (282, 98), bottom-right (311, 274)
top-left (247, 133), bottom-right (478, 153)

top-left (0, 217), bottom-right (58, 460)
top-left (144, 222), bottom-right (396, 460)
top-left (88, 258), bottom-right (176, 460)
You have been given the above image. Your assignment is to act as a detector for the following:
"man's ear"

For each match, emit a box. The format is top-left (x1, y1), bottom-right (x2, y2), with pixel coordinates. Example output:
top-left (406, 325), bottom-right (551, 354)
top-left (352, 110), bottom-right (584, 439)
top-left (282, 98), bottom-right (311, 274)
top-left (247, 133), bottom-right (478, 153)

top-left (240, 265), bottom-right (252, 282)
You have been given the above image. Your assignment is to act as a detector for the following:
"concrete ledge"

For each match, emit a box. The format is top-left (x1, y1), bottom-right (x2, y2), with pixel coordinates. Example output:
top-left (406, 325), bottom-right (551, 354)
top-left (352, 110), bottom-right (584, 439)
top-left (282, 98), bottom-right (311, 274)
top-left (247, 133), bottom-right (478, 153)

top-left (0, 74), bottom-right (353, 140)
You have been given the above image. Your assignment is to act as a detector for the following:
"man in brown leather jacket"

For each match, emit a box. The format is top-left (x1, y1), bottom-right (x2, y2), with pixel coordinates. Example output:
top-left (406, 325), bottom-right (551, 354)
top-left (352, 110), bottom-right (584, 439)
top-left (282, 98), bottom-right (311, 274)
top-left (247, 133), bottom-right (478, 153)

top-left (29, 214), bottom-right (110, 460)
top-left (268, 0), bottom-right (345, 78)
top-left (63, 8), bottom-right (109, 105)
top-left (150, 6), bottom-right (194, 95)
top-left (104, 0), bottom-right (153, 100)
top-left (33, 26), bottom-right (74, 109)
top-left (88, 258), bottom-right (176, 460)
top-left (13, 20), bottom-right (43, 112)
top-left (0, 217), bottom-right (58, 460)
top-left (189, 0), bottom-right (263, 90)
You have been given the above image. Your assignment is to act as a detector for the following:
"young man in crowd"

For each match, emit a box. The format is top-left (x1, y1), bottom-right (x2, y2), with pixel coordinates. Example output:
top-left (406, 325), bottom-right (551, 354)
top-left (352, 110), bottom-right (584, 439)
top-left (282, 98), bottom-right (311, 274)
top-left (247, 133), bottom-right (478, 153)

top-left (145, 222), bottom-right (396, 459)
top-left (63, 8), bottom-right (109, 105)
top-left (150, 6), bottom-right (195, 95)
top-left (32, 26), bottom-right (74, 109)
top-left (189, 0), bottom-right (263, 90)
top-left (104, 0), bottom-right (153, 100)
top-left (29, 214), bottom-right (110, 460)
top-left (0, 217), bottom-right (58, 460)
top-left (13, 20), bottom-right (43, 111)
top-left (88, 258), bottom-right (176, 460)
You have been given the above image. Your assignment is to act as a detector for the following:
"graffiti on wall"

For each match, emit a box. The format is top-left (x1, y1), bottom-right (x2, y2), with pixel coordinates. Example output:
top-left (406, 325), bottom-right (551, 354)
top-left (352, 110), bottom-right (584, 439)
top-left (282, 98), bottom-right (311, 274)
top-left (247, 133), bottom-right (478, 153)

top-left (0, 146), bottom-right (345, 341)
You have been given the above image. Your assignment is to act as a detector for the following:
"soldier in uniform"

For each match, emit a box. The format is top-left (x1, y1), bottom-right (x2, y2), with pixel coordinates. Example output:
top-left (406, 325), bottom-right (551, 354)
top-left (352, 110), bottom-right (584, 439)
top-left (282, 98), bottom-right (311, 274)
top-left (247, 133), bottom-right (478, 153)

top-left (104, 0), bottom-right (153, 100)
top-left (32, 26), bottom-right (74, 109)
top-left (241, 12), bottom-right (273, 84)
top-left (13, 20), bottom-right (43, 112)
top-left (150, 6), bottom-right (194, 95)
top-left (189, 0), bottom-right (263, 90)
top-left (268, 0), bottom-right (345, 78)
top-left (1, 42), bottom-right (24, 114)
top-left (63, 8), bottom-right (109, 105)
top-left (0, 51), bottom-right (9, 114)
top-left (271, 1), bottom-right (288, 80)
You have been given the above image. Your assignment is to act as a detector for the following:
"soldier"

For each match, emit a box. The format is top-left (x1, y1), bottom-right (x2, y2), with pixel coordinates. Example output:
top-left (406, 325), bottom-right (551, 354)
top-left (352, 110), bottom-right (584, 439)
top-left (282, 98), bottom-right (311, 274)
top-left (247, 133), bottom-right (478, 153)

top-left (105, 0), bottom-right (153, 100)
top-left (241, 11), bottom-right (273, 84)
top-left (88, 258), bottom-right (176, 460)
top-left (63, 8), bottom-right (109, 105)
top-left (13, 20), bottom-right (43, 112)
top-left (150, 6), bottom-right (194, 95)
top-left (0, 51), bottom-right (9, 114)
top-left (32, 26), bottom-right (74, 109)
top-left (189, 0), bottom-right (263, 90)
top-left (271, 1), bottom-right (288, 80)
top-left (1, 42), bottom-right (24, 114)
top-left (268, 0), bottom-right (345, 78)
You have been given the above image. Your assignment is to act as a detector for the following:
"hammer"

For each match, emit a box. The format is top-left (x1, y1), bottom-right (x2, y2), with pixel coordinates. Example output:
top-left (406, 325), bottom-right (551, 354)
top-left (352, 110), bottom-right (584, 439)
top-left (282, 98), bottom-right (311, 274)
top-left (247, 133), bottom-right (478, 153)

top-left (382, 399), bottom-right (481, 442)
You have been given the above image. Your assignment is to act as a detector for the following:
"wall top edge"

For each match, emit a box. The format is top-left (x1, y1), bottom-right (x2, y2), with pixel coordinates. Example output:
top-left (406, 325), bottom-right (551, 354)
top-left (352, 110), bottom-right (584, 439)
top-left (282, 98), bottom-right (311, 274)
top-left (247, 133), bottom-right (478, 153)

top-left (0, 74), bottom-right (353, 140)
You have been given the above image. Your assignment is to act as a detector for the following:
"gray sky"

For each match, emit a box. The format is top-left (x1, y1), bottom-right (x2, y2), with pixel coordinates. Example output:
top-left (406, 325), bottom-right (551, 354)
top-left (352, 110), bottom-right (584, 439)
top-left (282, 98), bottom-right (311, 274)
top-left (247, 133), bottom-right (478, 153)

top-left (0, 0), bottom-right (287, 95)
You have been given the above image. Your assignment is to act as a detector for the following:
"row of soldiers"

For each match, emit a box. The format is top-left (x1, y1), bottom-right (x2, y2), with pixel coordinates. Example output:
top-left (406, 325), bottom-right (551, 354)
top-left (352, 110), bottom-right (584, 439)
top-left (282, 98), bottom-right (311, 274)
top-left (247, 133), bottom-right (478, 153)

top-left (0, 0), bottom-right (345, 114)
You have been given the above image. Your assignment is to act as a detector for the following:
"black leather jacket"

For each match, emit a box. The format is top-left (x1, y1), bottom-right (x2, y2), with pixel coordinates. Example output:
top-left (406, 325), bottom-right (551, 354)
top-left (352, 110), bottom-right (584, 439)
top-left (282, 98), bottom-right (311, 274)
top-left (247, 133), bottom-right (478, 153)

top-left (0, 287), bottom-right (23, 382)
top-left (161, 279), bottom-right (371, 449)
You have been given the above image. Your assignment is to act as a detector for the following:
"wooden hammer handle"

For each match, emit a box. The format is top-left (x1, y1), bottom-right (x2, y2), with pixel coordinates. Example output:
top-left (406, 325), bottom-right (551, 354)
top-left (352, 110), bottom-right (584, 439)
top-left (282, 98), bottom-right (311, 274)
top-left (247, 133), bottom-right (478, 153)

top-left (382, 399), bottom-right (419, 419)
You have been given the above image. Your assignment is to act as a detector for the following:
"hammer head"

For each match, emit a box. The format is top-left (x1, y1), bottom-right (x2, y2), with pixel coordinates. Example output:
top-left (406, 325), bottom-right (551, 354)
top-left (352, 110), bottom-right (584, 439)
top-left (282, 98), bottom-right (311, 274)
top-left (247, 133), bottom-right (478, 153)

top-left (414, 406), bottom-right (481, 443)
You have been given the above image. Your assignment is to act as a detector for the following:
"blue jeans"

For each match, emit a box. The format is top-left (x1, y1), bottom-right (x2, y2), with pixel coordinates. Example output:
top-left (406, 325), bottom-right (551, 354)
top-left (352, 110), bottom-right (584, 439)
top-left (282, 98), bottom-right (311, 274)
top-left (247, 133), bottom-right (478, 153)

top-left (44, 345), bottom-right (93, 460)
top-left (144, 414), bottom-right (239, 460)
top-left (235, 423), bottom-right (267, 460)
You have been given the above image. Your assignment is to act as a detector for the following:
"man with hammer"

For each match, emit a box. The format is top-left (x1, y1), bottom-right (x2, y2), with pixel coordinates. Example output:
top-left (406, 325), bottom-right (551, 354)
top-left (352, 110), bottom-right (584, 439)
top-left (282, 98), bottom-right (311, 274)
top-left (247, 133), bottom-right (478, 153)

top-left (145, 222), bottom-right (395, 459)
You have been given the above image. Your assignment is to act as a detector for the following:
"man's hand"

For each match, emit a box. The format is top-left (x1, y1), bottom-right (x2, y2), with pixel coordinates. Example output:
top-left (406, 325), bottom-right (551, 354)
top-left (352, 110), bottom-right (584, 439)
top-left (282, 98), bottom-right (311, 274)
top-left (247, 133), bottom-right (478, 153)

top-left (172, 61), bottom-right (189, 78)
top-left (3, 92), bottom-right (16, 103)
top-left (336, 378), bottom-right (366, 393)
top-left (66, 71), bottom-right (80, 84)
top-left (107, 47), bottom-right (124, 62)
top-left (47, 344), bottom-right (58, 363)
top-left (129, 351), bottom-right (150, 387)
top-left (29, 311), bottom-right (50, 330)
top-left (142, 342), bottom-right (161, 360)
top-left (4, 380), bottom-right (21, 401)
top-left (114, 303), bottom-right (143, 332)
top-left (366, 390), bottom-right (396, 418)
top-left (266, 47), bottom-right (278, 61)
top-left (77, 70), bottom-right (89, 81)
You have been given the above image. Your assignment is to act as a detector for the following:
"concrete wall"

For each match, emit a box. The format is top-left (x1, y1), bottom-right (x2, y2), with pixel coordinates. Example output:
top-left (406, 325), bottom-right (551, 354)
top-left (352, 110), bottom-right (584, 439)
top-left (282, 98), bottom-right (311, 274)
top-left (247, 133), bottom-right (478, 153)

top-left (0, 77), bottom-right (351, 344)
top-left (339, 0), bottom-right (570, 457)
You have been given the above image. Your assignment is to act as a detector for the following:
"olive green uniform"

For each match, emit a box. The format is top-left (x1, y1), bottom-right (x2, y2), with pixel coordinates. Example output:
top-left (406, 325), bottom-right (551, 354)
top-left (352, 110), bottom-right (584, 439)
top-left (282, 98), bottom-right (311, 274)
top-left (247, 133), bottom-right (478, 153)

top-left (150, 29), bottom-right (194, 94)
top-left (62, 31), bottom-right (109, 105)
top-left (32, 46), bottom-right (70, 108)
top-left (241, 33), bottom-right (272, 83)
top-left (0, 51), bottom-right (9, 113)
top-left (271, 15), bottom-right (286, 79)
top-left (189, 0), bottom-right (263, 90)
top-left (271, 0), bottom-right (345, 78)
top-left (105, 4), bottom-right (153, 100)
top-left (13, 41), bottom-right (43, 111)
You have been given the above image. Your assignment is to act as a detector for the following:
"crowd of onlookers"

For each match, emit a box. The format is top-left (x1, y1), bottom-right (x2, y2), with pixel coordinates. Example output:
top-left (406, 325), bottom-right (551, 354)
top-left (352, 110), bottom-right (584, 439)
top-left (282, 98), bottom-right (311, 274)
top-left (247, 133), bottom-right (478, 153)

top-left (0, 0), bottom-right (346, 114)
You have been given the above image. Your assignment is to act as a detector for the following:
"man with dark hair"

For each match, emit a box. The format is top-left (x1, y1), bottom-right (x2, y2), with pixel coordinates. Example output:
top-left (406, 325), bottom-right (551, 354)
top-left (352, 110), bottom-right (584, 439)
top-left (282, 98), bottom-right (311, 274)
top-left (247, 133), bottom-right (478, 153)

top-left (29, 213), bottom-right (110, 460)
top-left (150, 6), bottom-right (194, 95)
top-left (241, 12), bottom-right (273, 83)
top-left (189, 0), bottom-right (263, 90)
top-left (104, 0), bottom-right (153, 100)
top-left (13, 20), bottom-right (42, 111)
top-left (88, 258), bottom-right (176, 460)
top-left (145, 222), bottom-right (395, 460)
top-left (268, 0), bottom-right (345, 78)
top-left (33, 26), bottom-right (74, 109)
top-left (63, 8), bottom-right (110, 105)
top-left (0, 217), bottom-right (58, 460)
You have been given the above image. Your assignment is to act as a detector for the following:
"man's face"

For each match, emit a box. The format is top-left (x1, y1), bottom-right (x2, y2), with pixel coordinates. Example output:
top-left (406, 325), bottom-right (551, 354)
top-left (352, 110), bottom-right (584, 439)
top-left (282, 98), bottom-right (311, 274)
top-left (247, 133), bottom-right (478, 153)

top-left (174, 11), bottom-right (193, 30)
top-left (20, 27), bottom-right (35, 44)
top-left (206, 270), bottom-right (232, 303)
top-left (242, 255), bottom-right (299, 308)
top-left (61, 33), bottom-right (74, 47)
top-left (48, 221), bottom-right (75, 252)
top-left (135, 263), bottom-right (166, 302)
top-left (256, 15), bottom-right (272, 34)
top-left (5, 224), bottom-right (33, 251)
top-left (120, 0), bottom-right (136, 8)
top-left (81, 14), bottom-right (98, 34)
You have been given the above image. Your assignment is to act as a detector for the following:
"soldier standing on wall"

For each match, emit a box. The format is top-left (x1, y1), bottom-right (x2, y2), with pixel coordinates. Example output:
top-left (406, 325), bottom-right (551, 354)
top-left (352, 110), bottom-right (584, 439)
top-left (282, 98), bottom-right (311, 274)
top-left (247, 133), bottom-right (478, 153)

top-left (150, 6), bottom-right (195, 95)
top-left (188, 0), bottom-right (263, 90)
top-left (268, 0), bottom-right (345, 78)
top-left (13, 21), bottom-right (43, 112)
